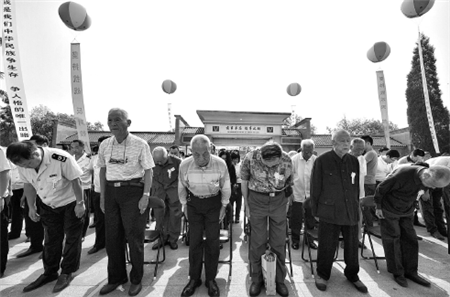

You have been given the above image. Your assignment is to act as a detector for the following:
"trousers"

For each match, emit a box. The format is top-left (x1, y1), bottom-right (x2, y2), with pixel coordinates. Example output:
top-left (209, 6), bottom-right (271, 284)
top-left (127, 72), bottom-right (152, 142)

top-left (154, 193), bottom-right (182, 243)
top-left (91, 191), bottom-right (105, 248)
top-left (9, 189), bottom-right (24, 238)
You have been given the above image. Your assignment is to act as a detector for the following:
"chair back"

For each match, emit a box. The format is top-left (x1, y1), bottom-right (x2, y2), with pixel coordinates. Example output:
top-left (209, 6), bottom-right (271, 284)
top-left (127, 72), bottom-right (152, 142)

top-left (149, 196), bottom-right (165, 209)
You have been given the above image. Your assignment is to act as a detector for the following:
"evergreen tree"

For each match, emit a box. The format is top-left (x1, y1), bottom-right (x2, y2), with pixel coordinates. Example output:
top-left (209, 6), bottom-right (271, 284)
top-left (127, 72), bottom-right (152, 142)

top-left (406, 33), bottom-right (450, 154)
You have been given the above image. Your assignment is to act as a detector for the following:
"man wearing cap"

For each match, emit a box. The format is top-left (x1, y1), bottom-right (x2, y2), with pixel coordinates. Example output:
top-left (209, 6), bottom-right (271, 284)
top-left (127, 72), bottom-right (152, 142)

top-left (97, 108), bottom-right (154, 297)
top-left (178, 135), bottom-right (230, 297)
top-left (6, 141), bottom-right (85, 293)
top-left (241, 141), bottom-right (292, 297)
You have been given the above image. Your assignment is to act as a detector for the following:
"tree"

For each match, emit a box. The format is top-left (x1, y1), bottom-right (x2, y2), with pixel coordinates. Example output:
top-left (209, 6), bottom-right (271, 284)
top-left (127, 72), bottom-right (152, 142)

top-left (406, 33), bottom-right (450, 154)
top-left (326, 116), bottom-right (399, 135)
top-left (283, 114), bottom-right (317, 134)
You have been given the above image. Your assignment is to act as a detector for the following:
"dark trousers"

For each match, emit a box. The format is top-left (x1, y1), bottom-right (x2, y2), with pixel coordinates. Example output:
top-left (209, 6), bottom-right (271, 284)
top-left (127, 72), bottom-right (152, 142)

top-left (289, 200), bottom-right (316, 244)
top-left (248, 190), bottom-right (287, 284)
top-left (420, 188), bottom-right (447, 235)
top-left (24, 197), bottom-right (44, 250)
top-left (187, 193), bottom-right (221, 281)
top-left (380, 213), bottom-right (418, 276)
top-left (1, 206), bottom-right (9, 274)
top-left (316, 221), bottom-right (360, 282)
top-left (230, 183), bottom-right (243, 221)
top-left (443, 186), bottom-right (450, 254)
top-left (39, 200), bottom-right (84, 275)
top-left (9, 189), bottom-right (24, 238)
top-left (362, 184), bottom-right (376, 227)
top-left (91, 191), bottom-right (105, 248)
top-left (81, 189), bottom-right (91, 238)
top-left (154, 194), bottom-right (182, 243)
top-left (105, 185), bottom-right (148, 285)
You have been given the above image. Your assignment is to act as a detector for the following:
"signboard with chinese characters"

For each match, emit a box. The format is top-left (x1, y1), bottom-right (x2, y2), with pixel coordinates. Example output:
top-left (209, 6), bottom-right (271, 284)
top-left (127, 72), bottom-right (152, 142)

top-left (70, 43), bottom-right (91, 153)
top-left (207, 124), bottom-right (280, 135)
top-left (376, 71), bottom-right (391, 148)
top-left (2, 0), bottom-right (33, 141)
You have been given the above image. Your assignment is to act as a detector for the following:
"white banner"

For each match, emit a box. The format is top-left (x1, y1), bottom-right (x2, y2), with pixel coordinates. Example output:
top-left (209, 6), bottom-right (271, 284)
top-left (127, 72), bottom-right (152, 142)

top-left (70, 43), bottom-right (91, 153)
top-left (2, 0), bottom-right (32, 141)
top-left (418, 33), bottom-right (440, 154)
top-left (376, 70), bottom-right (391, 148)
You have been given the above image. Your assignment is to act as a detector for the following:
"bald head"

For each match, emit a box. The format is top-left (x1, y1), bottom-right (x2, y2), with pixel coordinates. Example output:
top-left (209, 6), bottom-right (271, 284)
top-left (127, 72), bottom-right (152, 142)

top-left (420, 165), bottom-right (450, 189)
top-left (191, 135), bottom-right (211, 167)
top-left (152, 146), bottom-right (168, 165)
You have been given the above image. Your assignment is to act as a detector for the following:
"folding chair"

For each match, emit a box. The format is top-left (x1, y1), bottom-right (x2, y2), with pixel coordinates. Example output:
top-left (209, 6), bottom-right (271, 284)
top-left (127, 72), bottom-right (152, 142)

top-left (360, 196), bottom-right (385, 273)
top-left (144, 196), bottom-right (166, 280)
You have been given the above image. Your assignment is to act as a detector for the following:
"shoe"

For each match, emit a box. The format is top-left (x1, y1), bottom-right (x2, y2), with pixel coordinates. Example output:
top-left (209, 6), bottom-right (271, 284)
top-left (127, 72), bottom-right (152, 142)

top-left (431, 231), bottom-right (445, 240)
top-left (405, 273), bottom-right (431, 287)
top-left (87, 246), bottom-right (103, 255)
top-left (205, 279), bottom-right (220, 297)
top-left (128, 282), bottom-right (142, 296)
top-left (308, 241), bottom-right (318, 249)
top-left (414, 221), bottom-right (426, 228)
top-left (181, 279), bottom-right (202, 297)
top-left (169, 241), bottom-right (178, 250)
top-left (152, 239), bottom-right (166, 250)
top-left (351, 280), bottom-right (368, 293)
top-left (99, 278), bottom-right (128, 295)
top-left (394, 275), bottom-right (408, 287)
top-left (314, 274), bottom-right (327, 291)
top-left (291, 242), bottom-right (299, 250)
top-left (53, 273), bottom-right (72, 293)
top-left (276, 282), bottom-right (289, 297)
top-left (249, 281), bottom-right (263, 296)
top-left (23, 273), bottom-right (58, 292)
top-left (16, 247), bottom-right (42, 258)
top-left (234, 219), bottom-right (240, 224)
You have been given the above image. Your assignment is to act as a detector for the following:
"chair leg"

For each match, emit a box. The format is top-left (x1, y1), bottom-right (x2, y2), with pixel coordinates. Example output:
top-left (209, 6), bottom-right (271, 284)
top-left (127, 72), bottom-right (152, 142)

top-left (286, 239), bottom-right (293, 277)
top-left (367, 234), bottom-right (380, 274)
top-left (305, 235), bottom-right (315, 276)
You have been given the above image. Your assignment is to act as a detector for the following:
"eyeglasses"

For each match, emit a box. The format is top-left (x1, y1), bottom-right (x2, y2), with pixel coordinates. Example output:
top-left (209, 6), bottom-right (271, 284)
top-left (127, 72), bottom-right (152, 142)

top-left (109, 139), bottom-right (128, 164)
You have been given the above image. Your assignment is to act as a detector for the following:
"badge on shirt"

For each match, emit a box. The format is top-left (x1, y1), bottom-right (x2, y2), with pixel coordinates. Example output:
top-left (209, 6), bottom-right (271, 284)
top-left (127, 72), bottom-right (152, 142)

top-left (48, 175), bottom-right (60, 189)
top-left (351, 172), bottom-right (356, 184)
top-left (274, 172), bottom-right (285, 186)
top-left (52, 154), bottom-right (67, 162)
top-left (168, 167), bottom-right (175, 178)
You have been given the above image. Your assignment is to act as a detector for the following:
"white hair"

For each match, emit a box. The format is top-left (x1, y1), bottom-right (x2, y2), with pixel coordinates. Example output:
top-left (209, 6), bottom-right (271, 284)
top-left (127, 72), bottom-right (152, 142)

top-left (152, 146), bottom-right (168, 157)
top-left (301, 139), bottom-right (315, 149)
top-left (108, 108), bottom-right (129, 120)
top-left (190, 134), bottom-right (211, 148)
top-left (332, 129), bottom-right (350, 141)
top-left (351, 138), bottom-right (365, 146)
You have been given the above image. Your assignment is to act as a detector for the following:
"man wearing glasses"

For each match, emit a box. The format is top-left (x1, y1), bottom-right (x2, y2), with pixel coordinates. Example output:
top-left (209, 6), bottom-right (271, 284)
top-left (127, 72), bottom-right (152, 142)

top-left (97, 108), bottom-right (154, 297)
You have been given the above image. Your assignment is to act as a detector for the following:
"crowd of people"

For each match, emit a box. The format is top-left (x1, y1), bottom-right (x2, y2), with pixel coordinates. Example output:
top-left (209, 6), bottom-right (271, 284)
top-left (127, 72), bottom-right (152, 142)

top-left (1, 109), bottom-right (450, 297)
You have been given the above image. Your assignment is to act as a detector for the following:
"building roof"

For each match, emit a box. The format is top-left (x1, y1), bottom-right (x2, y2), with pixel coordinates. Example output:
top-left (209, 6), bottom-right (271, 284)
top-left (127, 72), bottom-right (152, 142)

top-left (282, 129), bottom-right (302, 136)
top-left (60, 131), bottom-right (176, 145)
top-left (311, 134), bottom-right (406, 148)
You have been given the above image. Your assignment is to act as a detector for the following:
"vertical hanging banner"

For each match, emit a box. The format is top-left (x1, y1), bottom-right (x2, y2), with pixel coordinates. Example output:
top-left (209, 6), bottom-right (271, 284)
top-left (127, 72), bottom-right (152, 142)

top-left (376, 70), bottom-right (391, 148)
top-left (2, 0), bottom-right (33, 141)
top-left (417, 33), bottom-right (440, 154)
top-left (70, 43), bottom-right (91, 153)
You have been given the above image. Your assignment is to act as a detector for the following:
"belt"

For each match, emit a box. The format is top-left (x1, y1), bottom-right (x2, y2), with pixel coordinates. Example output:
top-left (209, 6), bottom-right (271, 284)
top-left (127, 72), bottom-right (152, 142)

top-left (189, 191), bottom-right (220, 199)
top-left (106, 179), bottom-right (144, 188)
top-left (250, 189), bottom-right (283, 197)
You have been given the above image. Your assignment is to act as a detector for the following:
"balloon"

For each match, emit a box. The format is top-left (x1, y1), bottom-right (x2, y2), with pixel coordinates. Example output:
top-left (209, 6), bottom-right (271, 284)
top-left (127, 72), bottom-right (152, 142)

top-left (367, 42), bottom-right (391, 63)
top-left (286, 83), bottom-right (301, 96)
top-left (162, 80), bottom-right (177, 94)
top-left (58, 2), bottom-right (91, 31)
top-left (400, 0), bottom-right (435, 18)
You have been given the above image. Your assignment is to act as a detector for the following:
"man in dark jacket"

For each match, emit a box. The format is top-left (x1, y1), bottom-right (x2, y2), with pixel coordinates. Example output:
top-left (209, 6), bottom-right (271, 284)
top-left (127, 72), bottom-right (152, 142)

top-left (311, 129), bottom-right (367, 293)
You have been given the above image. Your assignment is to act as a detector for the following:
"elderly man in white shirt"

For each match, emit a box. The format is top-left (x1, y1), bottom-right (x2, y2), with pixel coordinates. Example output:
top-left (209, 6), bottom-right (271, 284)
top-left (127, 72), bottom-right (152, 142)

top-left (290, 139), bottom-right (317, 250)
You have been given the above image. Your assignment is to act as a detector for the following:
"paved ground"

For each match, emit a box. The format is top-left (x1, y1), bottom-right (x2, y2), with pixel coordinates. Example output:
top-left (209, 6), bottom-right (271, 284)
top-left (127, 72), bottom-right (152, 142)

top-left (1, 214), bottom-right (449, 297)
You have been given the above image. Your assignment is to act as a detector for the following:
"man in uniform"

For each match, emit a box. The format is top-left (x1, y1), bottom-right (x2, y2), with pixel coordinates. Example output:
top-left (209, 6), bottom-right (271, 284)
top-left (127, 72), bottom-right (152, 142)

top-left (375, 163), bottom-right (450, 287)
top-left (6, 141), bottom-right (85, 293)
top-left (0, 146), bottom-right (12, 278)
top-left (151, 146), bottom-right (182, 250)
top-left (241, 141), bottom-right (292, 297)
top-left (178, 135), bottom-right (230, 297)
top-left (97, 108), bottom-right (154, 297)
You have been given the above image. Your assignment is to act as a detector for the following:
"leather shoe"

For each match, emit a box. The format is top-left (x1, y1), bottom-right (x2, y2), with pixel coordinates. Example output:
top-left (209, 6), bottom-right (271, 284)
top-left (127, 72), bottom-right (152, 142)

top-left (431, 231), bottom-right (445, 240)
top-left (394, 275), bottom-right (408, 287)
top-left (205, 279), bottom-right (220, 297)
top-left (308, 241), bottom-right (318, 249)
top-left (100, 278), bottom-right (128, 295)
top-left (53, 273), bottom-right (72, 293)
top-left (276, 282), bottom-right (289, 297)
top-left (181, 279), bottom-right (201, 297)
top-left (291, 242), bottom-right (299, 250)
top-left (128, 282), bottom-right (142, 296)
top-left (23, 273), bottom-right (58, 292)
top-left (169, 241), bottom-right (178, 250)
top-left (249, 281), bottom-right (264, 296)
top-left (405, 273), bottom-right (431, 287)
top-left (16, 247), bottom-right (42, 258)
top-left (87, 246), bottom-right (103, 255)
top-left (351, 280), bottom-right (368, 293)
top-left (314, 274), bottom-right (327, 291)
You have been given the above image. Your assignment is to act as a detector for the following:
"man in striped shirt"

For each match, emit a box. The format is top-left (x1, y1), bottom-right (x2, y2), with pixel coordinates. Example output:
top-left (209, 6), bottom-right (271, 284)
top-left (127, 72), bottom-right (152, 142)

top-left (178, 135), bottom-right (231, 297)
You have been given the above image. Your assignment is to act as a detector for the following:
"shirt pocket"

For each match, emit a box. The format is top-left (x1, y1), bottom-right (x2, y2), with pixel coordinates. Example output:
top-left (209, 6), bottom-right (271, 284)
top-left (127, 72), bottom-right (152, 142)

top-left (206, 176), bottom-right (221, 193)
top-left (47, 176), bottom-right (62, 190)
top-left (324, 170), bottom-right (340, 186)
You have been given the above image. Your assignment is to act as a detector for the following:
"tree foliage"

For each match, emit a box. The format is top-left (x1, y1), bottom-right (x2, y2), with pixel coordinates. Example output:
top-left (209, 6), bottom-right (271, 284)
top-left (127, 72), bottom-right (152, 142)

top-left (326, 116), bottom-right (399, 135)
top-left (406, 34), bottom-right (450, 154)
top-left (283, 114), bottom-right (317, 134)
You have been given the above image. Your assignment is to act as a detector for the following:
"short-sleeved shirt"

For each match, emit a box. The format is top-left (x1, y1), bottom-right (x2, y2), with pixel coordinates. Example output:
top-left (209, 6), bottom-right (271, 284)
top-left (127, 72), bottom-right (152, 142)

top-left (152, 155), bottom-right (182, 204)
top-left (18, 147), bottom-right (82, 208)
top-left (97, 133), bottom-right (154, 181)
top-left (291, 153), bottom-right (316, 202)
top-left (11, 164), bottom-right (24, 190)
top-left (76, 152), bottom-right (92, 190)
top-left (364, 149), bottom-right (378, 185)
top-left (178, 155), bottom-right (231, 206)
top-left (0, 146), bottom-right (12, 197)
top-left (426, 156), bottom-right (450, 168)
top-left (357, 155), bottom-right (367, 198)
top-left (240, 149), bottom-right (293, 193)
top-left (92, 154), bottom-right (101, 193)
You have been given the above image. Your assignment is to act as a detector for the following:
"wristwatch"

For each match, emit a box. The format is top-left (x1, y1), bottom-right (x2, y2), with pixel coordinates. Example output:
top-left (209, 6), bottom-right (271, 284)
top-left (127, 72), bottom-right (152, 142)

top-left (76, 200), bottom-right (84, 205)
top-left (143, 192), bottom-right (150, 196)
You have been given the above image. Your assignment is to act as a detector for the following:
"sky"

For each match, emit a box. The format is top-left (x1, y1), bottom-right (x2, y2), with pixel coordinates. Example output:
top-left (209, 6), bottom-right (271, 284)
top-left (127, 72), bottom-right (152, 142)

top-left (2, 0), bottom-right (449, 134)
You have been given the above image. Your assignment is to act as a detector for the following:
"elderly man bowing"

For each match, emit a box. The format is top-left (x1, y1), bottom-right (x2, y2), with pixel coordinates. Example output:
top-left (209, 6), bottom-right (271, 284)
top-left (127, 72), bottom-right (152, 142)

top-left (97, 108), bottom-right (154, 297)
top-left (178, 135), bottom-right (231, 297)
